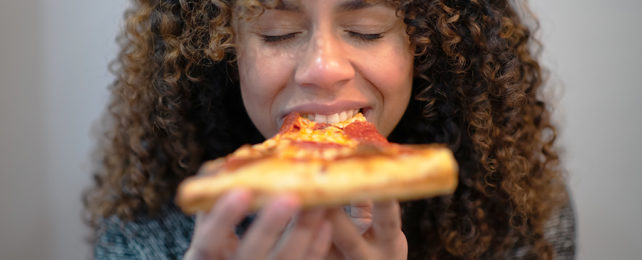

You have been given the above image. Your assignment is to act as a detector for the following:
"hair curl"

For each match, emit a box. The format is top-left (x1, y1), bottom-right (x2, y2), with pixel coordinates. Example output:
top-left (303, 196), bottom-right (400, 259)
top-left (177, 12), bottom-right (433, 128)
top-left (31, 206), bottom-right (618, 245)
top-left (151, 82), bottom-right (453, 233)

top-left (84, 0), bottom-right (566, 258)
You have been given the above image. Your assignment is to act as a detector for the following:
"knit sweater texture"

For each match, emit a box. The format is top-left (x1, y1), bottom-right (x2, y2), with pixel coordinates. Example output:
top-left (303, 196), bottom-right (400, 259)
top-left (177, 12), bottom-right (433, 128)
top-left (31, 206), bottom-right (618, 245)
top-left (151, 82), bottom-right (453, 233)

top-left (94, 200), bottom-right (575, 259)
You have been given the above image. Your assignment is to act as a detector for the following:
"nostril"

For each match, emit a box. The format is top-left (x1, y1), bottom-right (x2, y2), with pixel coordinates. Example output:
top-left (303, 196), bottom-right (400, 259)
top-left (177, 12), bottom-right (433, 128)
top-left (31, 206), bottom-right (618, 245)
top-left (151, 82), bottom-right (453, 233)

top-left (294, 62), bottom-right (355, 89)
top-left (294, 42), bottom-right (355, 88)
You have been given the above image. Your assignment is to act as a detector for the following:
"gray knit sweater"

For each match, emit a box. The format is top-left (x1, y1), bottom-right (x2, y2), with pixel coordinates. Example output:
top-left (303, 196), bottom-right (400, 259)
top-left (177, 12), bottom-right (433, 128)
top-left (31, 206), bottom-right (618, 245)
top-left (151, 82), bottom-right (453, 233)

top-left (94, 199), bottom-right (575, 259)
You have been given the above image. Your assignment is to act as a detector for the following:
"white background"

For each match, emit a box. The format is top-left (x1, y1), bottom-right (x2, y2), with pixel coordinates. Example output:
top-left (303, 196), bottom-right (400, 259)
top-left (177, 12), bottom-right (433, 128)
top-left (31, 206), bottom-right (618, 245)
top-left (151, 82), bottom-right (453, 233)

top-left (1, 0), bottom-right (640, 259)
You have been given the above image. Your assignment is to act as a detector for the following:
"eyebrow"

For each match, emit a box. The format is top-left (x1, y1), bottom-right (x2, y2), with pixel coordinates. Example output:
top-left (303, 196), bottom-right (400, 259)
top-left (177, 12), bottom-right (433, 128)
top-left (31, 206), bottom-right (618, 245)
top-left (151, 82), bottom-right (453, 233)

top-left (273, 0), bottom-right (380, 12)
top-left (337, 0), bottom-right (376, 12)
top-left (272, 0), bottom-right (301, 11)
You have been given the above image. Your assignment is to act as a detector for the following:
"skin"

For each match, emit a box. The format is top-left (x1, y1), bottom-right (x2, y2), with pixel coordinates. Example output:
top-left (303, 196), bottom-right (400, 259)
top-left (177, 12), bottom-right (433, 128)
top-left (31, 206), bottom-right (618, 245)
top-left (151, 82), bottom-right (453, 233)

top-left (236, 0), bottom-right (414, 138)
top-left (185, 0), bottom-right (413, 258)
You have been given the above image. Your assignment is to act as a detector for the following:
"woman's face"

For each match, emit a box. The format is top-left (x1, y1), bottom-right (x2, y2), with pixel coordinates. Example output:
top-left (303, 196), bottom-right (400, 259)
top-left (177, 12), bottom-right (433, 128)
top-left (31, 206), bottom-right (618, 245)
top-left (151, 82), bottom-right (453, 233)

top-left (234, 0), bottom-right (413, 138)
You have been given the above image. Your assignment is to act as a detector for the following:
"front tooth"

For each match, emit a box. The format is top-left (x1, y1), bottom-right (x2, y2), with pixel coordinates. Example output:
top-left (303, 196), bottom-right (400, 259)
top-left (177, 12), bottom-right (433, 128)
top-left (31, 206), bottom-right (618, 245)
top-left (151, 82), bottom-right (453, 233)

top-left (346, 110), bottom-right (356, 119)
top-left (315, 114), bottom-right (327, 123)
top-left (328, 113), bottom-right (340, 124)
top-left (338, 111), bottom-right (348, 122)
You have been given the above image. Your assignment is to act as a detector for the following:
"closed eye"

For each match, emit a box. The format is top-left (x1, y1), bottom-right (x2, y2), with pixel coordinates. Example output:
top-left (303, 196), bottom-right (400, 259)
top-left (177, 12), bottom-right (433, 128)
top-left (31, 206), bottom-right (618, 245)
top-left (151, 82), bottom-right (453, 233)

top-left (347, 31), bottom-right (383, 42)
top-left (262, 32), bottom-right (300, 43)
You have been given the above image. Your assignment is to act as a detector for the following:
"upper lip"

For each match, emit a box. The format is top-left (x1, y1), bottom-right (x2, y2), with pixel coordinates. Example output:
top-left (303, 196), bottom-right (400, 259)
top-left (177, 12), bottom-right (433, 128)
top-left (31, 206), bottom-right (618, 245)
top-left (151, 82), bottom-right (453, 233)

top-left (281, 100), bottom-right (370, 118)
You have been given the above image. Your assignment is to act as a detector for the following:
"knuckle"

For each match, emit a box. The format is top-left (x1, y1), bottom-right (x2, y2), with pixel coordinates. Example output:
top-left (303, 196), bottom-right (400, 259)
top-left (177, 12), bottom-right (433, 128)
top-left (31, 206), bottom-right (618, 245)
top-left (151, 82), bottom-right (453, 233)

top-left (339, 239), bottom-right (362, 255)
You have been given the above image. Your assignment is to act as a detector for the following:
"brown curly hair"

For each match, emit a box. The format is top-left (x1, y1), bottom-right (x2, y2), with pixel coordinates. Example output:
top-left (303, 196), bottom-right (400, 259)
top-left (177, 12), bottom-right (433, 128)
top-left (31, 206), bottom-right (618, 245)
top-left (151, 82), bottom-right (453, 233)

top-left (84, 0), bottom-right (567, 258)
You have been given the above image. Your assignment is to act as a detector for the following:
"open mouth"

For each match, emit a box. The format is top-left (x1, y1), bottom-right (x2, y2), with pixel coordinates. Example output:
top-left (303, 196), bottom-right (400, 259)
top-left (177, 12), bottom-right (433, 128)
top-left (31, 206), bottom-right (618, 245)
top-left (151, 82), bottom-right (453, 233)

top-left (300, 108), bottom-right (370, 124)
top-left (300, 108), bottom-right (363, 124)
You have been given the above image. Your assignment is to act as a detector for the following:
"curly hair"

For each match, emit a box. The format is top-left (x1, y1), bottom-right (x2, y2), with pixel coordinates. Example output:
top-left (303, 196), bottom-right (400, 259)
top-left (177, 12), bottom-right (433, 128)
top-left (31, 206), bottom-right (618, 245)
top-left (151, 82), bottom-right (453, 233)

top-left (84, 0), bottom-right (566, 258)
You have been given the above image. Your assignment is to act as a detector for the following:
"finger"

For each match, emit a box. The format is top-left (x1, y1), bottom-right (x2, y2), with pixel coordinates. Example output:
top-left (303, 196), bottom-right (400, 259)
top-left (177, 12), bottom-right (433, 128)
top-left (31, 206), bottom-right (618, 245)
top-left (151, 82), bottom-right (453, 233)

top-left (272, 208), bottom-right (326, 260)
top-left (348, 200), bottom-right (373, 234)
top-left (326, 245), bottom-right (344, 260)
top-left (235, 194), bottom-right (300, 260)
top-left (190, 189), bottom-right (251, 258)
top-left (349, 200), bottom-right (373, 218)
top-left (306, 220), bottom-right (333, 260)
top-left (371, 200), bottom-right (402, 244)
top-left (328, 208), bottom-right (368, 259)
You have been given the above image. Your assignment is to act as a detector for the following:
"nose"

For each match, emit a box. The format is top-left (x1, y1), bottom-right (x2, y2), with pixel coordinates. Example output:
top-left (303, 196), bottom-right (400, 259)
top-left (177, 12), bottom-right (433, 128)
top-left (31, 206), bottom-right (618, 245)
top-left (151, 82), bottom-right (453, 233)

top-left (294, 32), bottom-right (355, 89)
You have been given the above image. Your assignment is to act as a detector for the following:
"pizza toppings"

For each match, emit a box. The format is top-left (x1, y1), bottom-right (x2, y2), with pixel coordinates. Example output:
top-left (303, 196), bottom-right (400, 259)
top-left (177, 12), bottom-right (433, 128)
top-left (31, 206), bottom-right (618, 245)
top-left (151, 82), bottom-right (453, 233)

top-left (343, 121), bottom-right (389, 146)
top-left (176, 112), bottom-right (458, 213)
top-left (220, 112), bottom-right (390, 172)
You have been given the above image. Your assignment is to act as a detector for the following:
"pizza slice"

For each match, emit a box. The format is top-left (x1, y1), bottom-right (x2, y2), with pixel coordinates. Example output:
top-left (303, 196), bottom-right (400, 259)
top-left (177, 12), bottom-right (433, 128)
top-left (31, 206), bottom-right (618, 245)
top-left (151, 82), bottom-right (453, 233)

top-left (176, 112), bottom-right (458, 214)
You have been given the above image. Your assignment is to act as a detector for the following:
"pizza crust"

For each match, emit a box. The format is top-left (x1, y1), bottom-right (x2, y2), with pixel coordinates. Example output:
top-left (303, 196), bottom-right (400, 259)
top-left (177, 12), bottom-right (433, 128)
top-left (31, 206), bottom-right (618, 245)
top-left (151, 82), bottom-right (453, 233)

top-left (176, 145), bottom-right (457, 214)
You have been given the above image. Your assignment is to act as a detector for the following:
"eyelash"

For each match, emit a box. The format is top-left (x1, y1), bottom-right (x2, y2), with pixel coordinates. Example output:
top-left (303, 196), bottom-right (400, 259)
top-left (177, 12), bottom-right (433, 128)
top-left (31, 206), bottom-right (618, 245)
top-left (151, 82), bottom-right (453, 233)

top-left (347, 31), bottom-right (384, 42)
top-left (261, 31), bottom-right (383, 43)
top-left (262, 33), bottom-right (300, 43)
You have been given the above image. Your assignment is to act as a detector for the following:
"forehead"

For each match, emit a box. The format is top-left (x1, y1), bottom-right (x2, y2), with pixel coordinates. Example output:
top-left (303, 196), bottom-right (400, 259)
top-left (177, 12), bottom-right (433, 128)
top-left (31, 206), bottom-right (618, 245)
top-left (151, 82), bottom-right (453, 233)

top-left (277, 0), bottom-right (380, 10)
top-left (236, 0), bottom-right (398, 12)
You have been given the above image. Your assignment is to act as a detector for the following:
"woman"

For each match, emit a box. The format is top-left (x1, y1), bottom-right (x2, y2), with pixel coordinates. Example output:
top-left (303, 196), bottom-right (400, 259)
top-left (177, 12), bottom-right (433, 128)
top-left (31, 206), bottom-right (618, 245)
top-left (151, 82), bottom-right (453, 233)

top-left (85, 0), bottom-right (575, 259)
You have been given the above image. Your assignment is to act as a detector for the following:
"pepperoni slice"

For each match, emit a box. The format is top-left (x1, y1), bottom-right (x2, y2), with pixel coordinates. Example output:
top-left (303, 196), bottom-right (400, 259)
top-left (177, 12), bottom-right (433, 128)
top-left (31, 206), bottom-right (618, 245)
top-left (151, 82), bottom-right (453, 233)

top-left (279, 113), bottom-right (302, 134)
top-left (343, 121), bottom-right (389, 145)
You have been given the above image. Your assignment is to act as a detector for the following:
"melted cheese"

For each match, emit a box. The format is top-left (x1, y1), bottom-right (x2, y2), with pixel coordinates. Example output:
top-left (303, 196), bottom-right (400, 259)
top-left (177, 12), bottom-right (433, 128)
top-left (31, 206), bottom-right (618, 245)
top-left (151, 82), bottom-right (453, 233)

top-left (233, 113), bottom-right (368, 163)
top-left (277, 113), bottom-right (367, 146)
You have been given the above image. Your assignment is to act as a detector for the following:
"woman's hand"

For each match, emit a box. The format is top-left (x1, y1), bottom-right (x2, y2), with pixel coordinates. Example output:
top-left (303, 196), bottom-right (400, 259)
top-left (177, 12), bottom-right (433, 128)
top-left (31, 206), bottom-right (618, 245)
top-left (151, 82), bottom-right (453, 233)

top-left (329, 200), bottom-right (408, 260)
top-left (345, 200), bottom-right (373, 234)
top-left (183, 190), bottom-right (333, 260)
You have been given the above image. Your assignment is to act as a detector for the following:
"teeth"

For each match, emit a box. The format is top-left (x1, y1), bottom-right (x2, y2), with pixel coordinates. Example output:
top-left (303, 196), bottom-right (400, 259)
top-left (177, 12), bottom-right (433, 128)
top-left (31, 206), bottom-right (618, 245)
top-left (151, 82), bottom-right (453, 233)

top-left (328, 113), bottom-right (340, 124)
top-left (303, 109), bottom-right (360, 124)
top-left (304, 113), bottom-right (314, 121)
top-left (315, 114), bottom-right (327, 123)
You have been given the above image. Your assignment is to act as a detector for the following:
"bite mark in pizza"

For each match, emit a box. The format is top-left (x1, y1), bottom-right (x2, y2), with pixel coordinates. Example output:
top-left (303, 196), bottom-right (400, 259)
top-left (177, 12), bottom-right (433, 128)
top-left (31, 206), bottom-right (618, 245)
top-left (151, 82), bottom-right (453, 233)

top-left (176, 113), bottom-right (458, 214)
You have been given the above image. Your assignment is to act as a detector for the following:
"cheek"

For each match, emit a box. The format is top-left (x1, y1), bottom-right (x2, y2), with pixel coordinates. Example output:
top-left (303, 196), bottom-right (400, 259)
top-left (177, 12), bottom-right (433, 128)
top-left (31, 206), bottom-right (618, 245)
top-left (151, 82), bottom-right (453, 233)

top-left (237, 44), bottom-right (295, 137)
top-left (379, 55), bottom-right (413, 124)
top-left (366, 45), bottom-right (414, 99)
top-left (238, 45), bottom-right (294, 101)
top-left (239, 56), bottom-right (272, 136)
top-left (380, 58), bottom-right (413, 93)
top-left (359, 39), bottom-right (414, 135)
top-left (357, 29), bottom-right (414, 95)
top-left (238, 54), bottom-right (265, 114)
